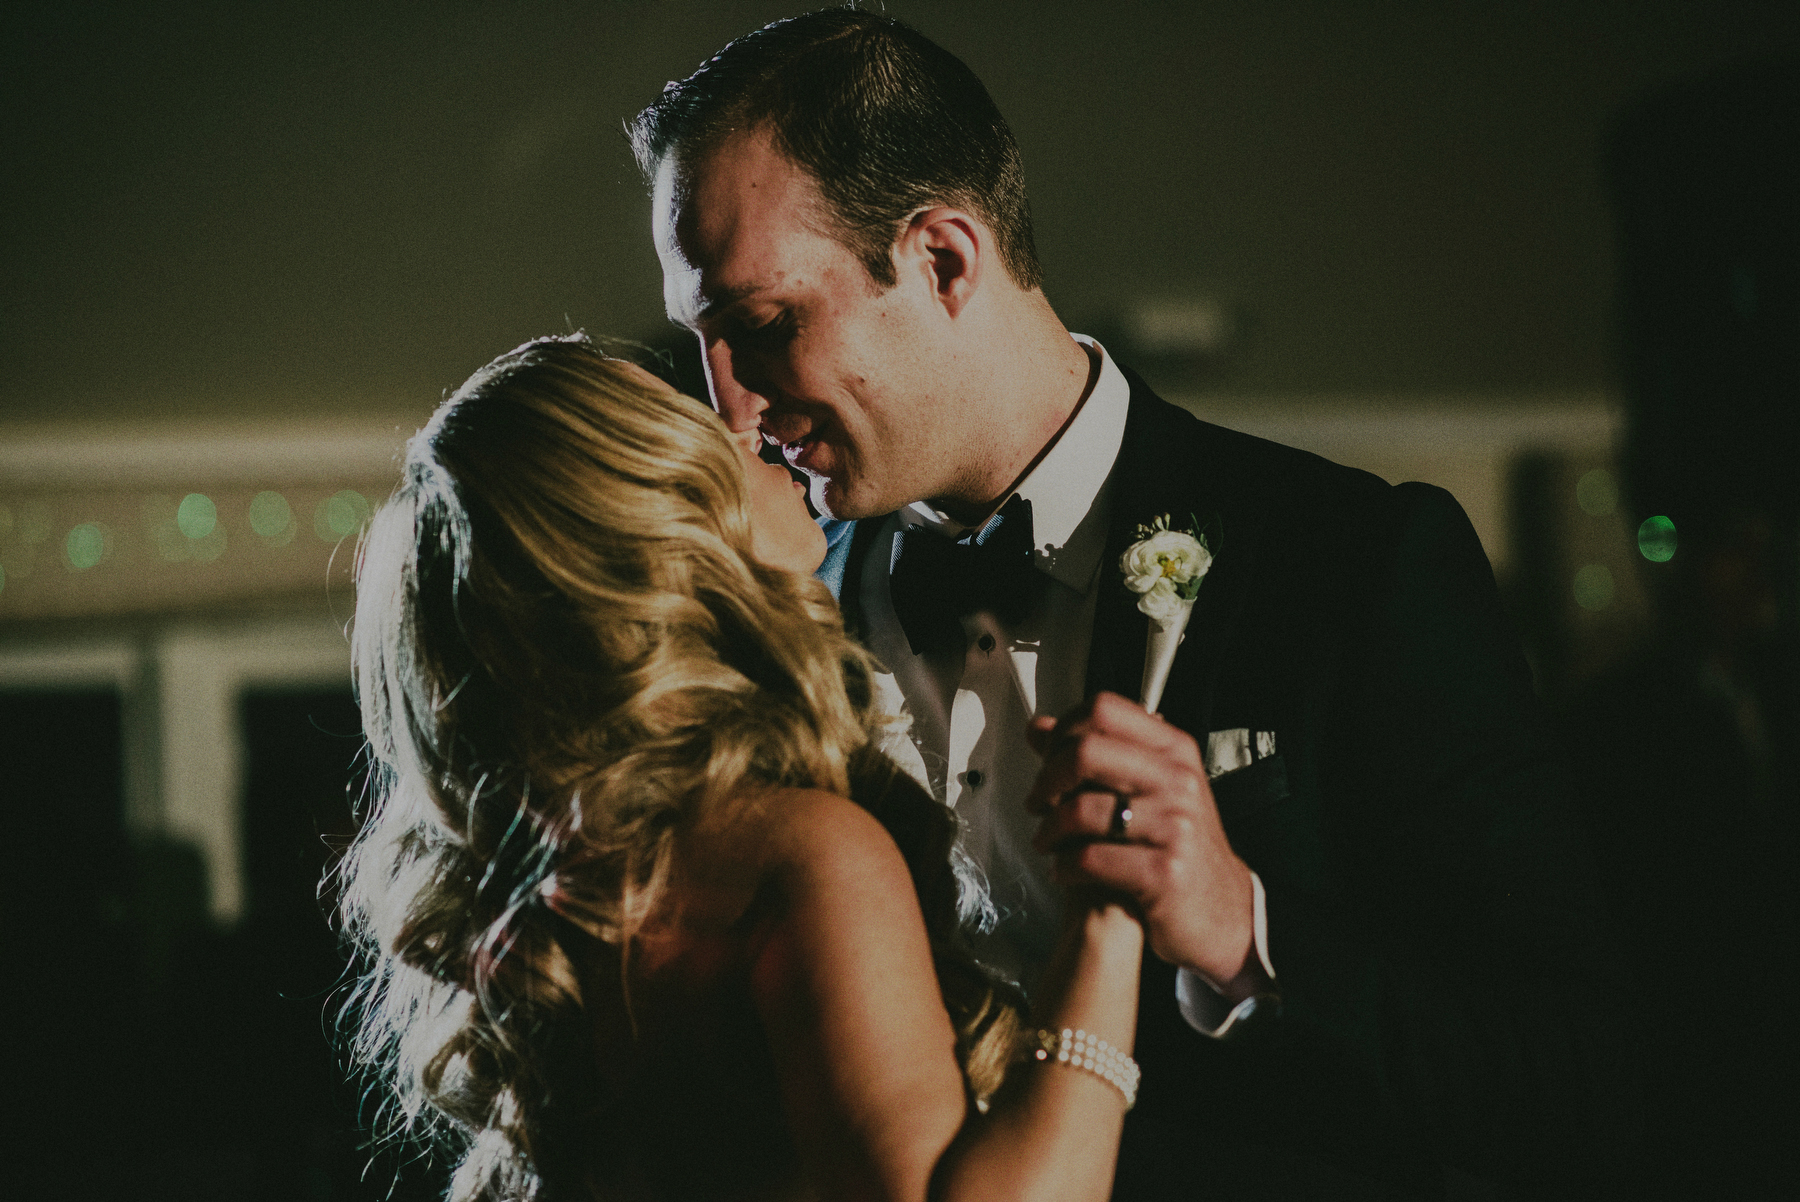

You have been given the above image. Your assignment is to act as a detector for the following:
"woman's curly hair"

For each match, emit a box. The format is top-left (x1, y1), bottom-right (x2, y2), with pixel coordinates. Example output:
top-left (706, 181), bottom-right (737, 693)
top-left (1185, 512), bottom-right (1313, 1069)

top-left (336, 334), bottom-right (1019, 1200)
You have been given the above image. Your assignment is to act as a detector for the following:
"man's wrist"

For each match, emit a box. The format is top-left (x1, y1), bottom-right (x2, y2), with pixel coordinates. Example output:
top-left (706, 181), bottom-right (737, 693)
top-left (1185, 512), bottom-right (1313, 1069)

top-left (1212, 948), bottom-right (1274, 1005)
top-left (1174, 874), bottom-right (1280, 1038)
top-left (1189, 871), bottom-right (1276, 1003)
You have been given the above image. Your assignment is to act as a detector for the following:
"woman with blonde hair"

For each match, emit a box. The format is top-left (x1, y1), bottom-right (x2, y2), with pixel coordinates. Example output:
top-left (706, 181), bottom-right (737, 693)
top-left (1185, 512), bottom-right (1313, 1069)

top-left (339, 334), bottom-right (1142, 1201)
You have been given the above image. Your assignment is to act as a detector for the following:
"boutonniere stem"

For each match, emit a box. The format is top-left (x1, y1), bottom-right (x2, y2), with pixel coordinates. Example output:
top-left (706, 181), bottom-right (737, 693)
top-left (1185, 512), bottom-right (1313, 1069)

top-left (1138, 602), bottom-right (1193, 715)
top-left (1119, 513), bottom-right (1217, 714)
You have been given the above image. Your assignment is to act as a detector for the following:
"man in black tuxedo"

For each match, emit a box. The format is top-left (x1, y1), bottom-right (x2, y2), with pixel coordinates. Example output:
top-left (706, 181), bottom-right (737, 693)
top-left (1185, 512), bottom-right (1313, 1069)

top-left (634, 9), bottom-right (1631, 1198)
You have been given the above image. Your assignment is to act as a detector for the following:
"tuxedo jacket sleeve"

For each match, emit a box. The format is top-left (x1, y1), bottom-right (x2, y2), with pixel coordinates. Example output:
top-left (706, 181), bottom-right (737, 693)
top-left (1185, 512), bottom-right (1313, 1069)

top-left (1088, 374), bottom-right (1639, 1199)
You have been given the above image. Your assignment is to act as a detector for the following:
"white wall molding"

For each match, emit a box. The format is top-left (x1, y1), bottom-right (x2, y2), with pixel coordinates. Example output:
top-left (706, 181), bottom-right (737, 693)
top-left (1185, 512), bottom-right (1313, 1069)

top-left (1167, 391), bottom-right (1623, 572)
top-left (0, 416), bottom-right (420, 489)
top-left (0, 639), bottom-right (141, 688)
top-left (1171, 390), bottom-right (1621, 456)
top-left (154, 616), bottom-right (352, 923)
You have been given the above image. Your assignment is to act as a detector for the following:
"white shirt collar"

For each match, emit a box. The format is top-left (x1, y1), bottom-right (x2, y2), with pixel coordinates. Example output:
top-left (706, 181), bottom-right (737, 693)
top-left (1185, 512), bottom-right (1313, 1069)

top-left (898, 334), bottom-right (1130, 594)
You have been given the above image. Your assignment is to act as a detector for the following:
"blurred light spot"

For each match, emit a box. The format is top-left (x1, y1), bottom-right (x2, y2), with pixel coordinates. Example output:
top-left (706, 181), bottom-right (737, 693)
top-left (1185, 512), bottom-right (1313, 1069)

top-left (1573, 564), bottom-right (1614, 611)
top-left (249, 490), bottom-right (295, 542)
top-left (159, 495), bottom-right (226, 563)
top-left (1638, 515), bottom-right (1677, 562)
top-left (177, 493), bottom-right (218, 540)
top-left (1575, 468), bottom-right (1617, 517)
top-left (1125, 297), bottom-right (1235, 357)
top-left (66, 522), bottom-right (106, 570)
top-left (315, 490), bottom-right (372, 541)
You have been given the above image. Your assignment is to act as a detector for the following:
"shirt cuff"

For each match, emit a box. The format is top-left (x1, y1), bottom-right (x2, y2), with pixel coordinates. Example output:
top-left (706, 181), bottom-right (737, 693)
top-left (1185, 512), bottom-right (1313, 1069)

top-left (1175, 871), bottom-right (1277, 1038)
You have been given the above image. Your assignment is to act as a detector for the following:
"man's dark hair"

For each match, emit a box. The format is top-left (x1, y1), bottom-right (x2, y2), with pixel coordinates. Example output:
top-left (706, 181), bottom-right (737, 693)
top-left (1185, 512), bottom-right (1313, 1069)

top-left (630, 6), bottom-right (1042, 291)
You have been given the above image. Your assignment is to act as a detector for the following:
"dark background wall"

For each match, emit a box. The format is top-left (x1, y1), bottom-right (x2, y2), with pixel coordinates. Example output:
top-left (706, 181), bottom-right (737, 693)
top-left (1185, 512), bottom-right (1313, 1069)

top-left (4, 0), bottom-right (1796, 425)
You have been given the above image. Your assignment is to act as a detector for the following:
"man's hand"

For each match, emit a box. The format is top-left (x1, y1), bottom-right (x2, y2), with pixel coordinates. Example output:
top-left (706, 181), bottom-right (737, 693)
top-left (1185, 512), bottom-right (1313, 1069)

top-left (1026, 692), bottom-right (1268, 1001)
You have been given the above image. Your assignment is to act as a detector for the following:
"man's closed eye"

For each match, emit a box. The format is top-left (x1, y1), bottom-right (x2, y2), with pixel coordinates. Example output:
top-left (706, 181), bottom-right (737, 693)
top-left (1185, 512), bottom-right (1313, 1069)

top-left (737, 313), bottom-right (797, 350)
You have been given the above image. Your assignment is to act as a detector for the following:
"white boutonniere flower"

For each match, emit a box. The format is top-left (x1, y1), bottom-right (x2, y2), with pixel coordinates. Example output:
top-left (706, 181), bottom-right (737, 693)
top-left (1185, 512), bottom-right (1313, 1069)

top-left (1120, 513), bottom-right (1217, 713)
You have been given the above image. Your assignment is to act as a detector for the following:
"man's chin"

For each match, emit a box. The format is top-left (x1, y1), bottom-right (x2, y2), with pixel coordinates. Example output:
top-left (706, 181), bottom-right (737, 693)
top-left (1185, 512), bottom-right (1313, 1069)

top-left (809, 475), bottom-right (886, 522)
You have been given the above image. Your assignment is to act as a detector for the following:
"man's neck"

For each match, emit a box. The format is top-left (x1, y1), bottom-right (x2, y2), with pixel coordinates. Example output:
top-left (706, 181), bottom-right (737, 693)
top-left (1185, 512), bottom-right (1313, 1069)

top-left (927, 298), bottom-right (1098, 528)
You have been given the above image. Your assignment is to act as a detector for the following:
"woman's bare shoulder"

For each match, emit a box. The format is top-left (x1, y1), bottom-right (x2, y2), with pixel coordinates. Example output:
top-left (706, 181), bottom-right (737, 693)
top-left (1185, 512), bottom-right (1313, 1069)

top-left (675, 787), bottom-right (907, 912)
top-left (756, 787), bottom-right (891, 844)
top-left (761, 786), bottom-right (912, 873)
top-left (679, 788), bottom-right (912, 945)
top-left (745, 788), bottom-right (930, 995)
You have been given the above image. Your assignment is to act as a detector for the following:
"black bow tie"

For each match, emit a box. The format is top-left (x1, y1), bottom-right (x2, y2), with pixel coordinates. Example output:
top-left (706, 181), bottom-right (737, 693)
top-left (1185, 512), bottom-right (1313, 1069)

top-left (887, 495), bottom-right (1039, 656)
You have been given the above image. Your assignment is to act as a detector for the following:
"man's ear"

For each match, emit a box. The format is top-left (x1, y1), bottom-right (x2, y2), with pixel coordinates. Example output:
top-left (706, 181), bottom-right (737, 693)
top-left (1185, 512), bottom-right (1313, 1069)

top-left (897, 208), bottom-right (983, 319)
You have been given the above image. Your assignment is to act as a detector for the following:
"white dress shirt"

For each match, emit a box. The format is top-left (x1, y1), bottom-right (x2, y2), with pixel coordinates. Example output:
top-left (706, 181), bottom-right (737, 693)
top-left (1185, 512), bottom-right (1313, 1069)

top-left (859, 335), bottom-right (1272, 1034)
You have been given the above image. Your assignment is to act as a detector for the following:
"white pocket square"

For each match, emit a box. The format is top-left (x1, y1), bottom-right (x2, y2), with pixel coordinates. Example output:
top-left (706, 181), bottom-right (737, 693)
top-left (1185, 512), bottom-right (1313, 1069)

top-left (1206, 728), bottom-right (1277, 779)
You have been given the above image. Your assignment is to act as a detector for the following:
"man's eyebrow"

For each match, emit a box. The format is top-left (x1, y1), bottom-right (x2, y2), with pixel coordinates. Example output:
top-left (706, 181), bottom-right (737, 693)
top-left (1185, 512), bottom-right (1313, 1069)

top-left (694, 282), bottom-right (767, 322)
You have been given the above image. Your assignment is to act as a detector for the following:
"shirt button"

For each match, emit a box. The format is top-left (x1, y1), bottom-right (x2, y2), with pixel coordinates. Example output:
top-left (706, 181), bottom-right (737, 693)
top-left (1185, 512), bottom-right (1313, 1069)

top-left (966, 769), bottom-right (985, 788)
top-left (977, 634), bottom-right (996, 652)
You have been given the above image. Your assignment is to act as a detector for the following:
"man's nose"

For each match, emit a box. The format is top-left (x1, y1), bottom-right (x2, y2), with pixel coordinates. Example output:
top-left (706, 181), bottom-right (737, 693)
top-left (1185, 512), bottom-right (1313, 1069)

top-left (701, 336), bottom-right (767, 434)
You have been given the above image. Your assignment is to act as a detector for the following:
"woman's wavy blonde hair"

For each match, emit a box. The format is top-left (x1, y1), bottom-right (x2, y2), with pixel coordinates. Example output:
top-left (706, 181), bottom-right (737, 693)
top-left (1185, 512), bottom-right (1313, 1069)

top-left (338, 334), bottom-right (1018, 1200)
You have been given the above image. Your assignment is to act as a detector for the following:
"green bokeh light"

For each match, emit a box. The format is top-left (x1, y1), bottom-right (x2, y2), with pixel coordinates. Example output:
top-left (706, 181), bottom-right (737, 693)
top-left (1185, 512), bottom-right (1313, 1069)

top-left (315, 490), bottom-right (371, 541)
top-left (1575, 468), bottom-right (1618, 517)
top-left (177, 493), bottom-right (218, 540)
top-left (1573, 563), bottom-right (1614, 611)
top-left (1637, 515), bottom-right (1677, 562)
top-left (66, 522), bottom-right (106, 570)
top-left (249, 490), bottom-right (293, 538)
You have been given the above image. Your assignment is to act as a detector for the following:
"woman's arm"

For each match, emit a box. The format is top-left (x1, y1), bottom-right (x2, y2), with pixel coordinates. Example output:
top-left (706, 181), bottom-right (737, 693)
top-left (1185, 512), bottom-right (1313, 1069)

top-left (750, 790), bottom-right (1143, 1202)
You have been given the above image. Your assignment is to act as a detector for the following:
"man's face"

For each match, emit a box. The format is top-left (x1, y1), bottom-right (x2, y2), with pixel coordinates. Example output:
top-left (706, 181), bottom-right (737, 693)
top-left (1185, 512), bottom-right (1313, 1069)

top-left (611, 361), bottom-right (826, 573)
top-left (654, 130), bottom-right (952, 520)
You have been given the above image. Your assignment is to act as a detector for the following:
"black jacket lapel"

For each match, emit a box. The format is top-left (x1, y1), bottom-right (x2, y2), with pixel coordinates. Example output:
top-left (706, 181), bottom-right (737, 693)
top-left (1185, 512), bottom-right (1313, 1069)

top-left (1085, 367), bottom-right (1264, 742)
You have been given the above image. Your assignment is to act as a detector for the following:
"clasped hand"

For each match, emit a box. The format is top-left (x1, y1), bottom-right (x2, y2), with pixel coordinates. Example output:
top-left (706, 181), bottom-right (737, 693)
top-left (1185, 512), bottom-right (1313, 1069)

top-left (1025, 692), bottom-right (1266, 1000)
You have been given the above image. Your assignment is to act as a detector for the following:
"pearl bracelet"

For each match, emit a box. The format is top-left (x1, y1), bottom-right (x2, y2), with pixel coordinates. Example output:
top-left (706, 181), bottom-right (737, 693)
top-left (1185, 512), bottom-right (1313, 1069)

top-left (1020, 1027), bottom-right (1140, 1109)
